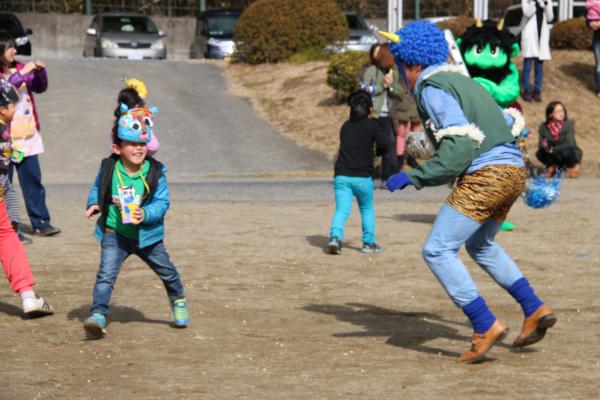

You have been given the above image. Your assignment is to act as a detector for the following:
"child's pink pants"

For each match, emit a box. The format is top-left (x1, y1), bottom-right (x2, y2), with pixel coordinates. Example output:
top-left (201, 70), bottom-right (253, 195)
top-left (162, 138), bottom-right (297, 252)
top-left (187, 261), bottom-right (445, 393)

top-left (0, 200), bottom-right (36, 293)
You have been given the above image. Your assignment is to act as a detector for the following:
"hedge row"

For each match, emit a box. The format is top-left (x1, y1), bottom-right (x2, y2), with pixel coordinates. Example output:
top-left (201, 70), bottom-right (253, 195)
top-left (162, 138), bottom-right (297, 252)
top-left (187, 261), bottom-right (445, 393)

top-left (235, 0), bottom-right (348, 64)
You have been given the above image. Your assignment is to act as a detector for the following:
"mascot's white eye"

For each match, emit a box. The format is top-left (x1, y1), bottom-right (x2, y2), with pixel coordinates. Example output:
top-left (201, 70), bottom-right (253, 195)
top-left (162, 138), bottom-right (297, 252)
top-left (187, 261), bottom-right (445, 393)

top-left (476, 45), bottom-right (483, 54)
top-left (143, 117), bottom-right (153, 127)
top-left (130, 122), bottom-right (141, 131)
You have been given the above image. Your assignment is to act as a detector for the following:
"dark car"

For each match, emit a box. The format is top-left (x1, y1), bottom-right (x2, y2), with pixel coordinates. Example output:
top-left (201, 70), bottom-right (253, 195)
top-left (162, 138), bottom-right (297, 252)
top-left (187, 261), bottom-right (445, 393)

top-left (83, 13), bottom-right (167, 60)
top-left (0, 13), bottom-right (33, 55)
top-left (190, 10), bottom-right (241, 59)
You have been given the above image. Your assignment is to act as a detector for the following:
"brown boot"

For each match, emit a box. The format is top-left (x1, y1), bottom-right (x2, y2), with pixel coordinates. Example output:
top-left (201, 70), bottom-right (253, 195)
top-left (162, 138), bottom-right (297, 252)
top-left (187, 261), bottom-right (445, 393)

top-left (513, 304), bottom-right (557, 348)
top-left (459, 320), bottom-right (509, 364)
top-left (567, 164), bottom-right (580, 178)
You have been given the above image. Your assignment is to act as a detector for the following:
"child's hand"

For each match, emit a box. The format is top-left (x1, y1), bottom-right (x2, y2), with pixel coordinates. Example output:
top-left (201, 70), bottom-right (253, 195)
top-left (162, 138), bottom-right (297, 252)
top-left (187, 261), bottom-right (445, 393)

top-left (132, 208), bottom-right (145, 225)
top-left (85, 205), bottom-right (100, 220)
top-left (20, 62), bottom-right (38, 75)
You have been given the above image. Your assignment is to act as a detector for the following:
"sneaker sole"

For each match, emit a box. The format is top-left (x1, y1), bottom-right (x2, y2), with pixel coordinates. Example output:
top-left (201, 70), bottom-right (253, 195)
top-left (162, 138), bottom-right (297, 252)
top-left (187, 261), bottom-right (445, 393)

top-left (461, 329), bottom-right (509, 364)
top-left (25, 308), bottom-right (54, 318)
top-left (84, 320), bottom-right (106, 338)
top-left (513, 314), bottom-right (557, 348)
top-left (34, 230), bottom-right (61, 237)
top-left (173, 321), bottom-right (189, 329)
top-left (328, 244), bottom-right (341, 255)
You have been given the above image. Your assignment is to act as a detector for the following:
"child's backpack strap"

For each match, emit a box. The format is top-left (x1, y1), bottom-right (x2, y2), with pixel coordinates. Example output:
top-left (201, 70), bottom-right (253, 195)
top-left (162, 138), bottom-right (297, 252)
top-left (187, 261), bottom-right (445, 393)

top-left (141, 156), bottom-right (164, 206)
top-left (97, 154), bottom-right (119, 229)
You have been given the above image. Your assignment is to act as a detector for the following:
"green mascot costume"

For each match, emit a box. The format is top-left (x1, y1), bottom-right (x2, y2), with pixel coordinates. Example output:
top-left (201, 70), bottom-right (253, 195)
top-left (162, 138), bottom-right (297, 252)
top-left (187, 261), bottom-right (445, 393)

top-left (458, 19), bottom-right (526, 231)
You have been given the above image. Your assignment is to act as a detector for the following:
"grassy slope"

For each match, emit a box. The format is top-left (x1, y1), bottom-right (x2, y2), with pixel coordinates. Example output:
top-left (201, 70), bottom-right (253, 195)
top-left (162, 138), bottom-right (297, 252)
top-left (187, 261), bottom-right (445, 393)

top-left (227, 50), bottom-right (599, 175)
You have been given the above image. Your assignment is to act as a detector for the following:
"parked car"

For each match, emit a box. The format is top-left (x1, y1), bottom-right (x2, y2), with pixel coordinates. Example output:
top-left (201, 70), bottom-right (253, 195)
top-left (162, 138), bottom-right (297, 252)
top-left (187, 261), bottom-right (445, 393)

top-left (190, 10), bottom-right (241, 59)
top-left (326, 11), bottom-right (379, 53)
top-left (83, 13), bottom-right (166, 60)
top-left (0, 13), bottom-right (33, 55)
top-left (503, 1), bottom-right (586, 36)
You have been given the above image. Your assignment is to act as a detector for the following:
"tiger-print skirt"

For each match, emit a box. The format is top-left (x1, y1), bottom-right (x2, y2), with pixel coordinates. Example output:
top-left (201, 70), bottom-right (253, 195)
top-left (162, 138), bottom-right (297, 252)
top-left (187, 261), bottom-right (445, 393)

top-left (446, 165), bottom-right (527, 223)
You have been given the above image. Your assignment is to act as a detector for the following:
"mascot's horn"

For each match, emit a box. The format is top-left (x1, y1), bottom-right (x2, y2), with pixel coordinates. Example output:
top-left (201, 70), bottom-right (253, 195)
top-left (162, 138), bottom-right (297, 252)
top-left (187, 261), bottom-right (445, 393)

top-left (476, 18), bottom-right (483, 28)
top-left (377, 30), bottom-right (400, 43)
top-left (497, 18), bottom-right (505, 30)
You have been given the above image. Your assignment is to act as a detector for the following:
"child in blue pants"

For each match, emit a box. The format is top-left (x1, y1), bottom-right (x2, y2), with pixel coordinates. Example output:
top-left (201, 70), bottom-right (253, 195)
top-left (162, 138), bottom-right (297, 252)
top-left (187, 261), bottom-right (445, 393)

top-left (84, 102), bottom-right (188, 338)
top-left (328, 90), bottom-right (388, 254)
top-left (381, 21), bottom-right (556, 363)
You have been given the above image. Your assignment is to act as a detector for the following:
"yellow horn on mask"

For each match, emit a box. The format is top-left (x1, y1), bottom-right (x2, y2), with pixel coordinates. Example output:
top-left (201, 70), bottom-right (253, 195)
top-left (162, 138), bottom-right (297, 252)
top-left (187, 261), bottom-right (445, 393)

top-left (377, 31), bottom-right (400, 43)
top-left (497, 18), bottom-right (505, 31)
top-left (476, 18), bottom-right (483, 28)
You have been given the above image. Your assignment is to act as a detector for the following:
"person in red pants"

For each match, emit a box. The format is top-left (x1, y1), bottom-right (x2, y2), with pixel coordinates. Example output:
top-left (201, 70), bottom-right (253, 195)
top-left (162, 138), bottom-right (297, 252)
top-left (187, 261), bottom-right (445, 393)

top-left (0, 79), bottom-right (53, 317)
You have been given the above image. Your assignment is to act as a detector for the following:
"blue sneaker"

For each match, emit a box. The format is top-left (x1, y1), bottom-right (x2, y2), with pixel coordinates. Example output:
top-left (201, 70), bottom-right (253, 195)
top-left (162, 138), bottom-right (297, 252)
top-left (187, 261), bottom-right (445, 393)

top-left (172, 298), bottom-right (189, 328)
top-left (84, 313), bottom-right (107, 338)
top-left (361, 242), bottom-right (382, 254)
top-left (328, 237), bottom-right (342, 255)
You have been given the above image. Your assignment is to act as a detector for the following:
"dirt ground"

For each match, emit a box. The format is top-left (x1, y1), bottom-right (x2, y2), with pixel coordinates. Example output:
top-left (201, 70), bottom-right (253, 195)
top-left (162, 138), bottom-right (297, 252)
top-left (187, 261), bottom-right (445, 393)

top-left (226, 50), bottom-right (600, 175)
top-left (2, 177), bottom-right (599, 399)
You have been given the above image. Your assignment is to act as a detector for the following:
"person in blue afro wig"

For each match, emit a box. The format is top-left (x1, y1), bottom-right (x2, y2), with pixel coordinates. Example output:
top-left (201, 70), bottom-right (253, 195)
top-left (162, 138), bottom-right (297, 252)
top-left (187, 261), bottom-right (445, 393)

top-left (390, 21), bottom-right (448, 67)
top-left (380, 19), bottom-right (557, 364)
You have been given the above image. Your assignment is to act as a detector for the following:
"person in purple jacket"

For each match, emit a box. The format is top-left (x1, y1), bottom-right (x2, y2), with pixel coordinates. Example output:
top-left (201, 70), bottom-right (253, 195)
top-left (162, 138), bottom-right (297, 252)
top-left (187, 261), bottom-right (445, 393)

top-left (0, 36), bottom-right (60, 237)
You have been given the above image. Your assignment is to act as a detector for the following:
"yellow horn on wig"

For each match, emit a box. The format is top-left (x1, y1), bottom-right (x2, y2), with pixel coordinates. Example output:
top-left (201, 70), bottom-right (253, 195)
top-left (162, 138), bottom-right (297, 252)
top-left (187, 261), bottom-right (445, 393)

top-left (497, 18), bottom-right (505, 31)
top-left (377, 31), bottom-right (400, 43)
top-left (476, 18), bottom-right (483, 28)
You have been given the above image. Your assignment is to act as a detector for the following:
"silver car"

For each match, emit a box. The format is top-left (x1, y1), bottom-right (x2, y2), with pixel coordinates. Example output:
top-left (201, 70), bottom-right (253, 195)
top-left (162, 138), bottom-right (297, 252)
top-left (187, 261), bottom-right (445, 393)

top-left (83, 13), bottom-right (166, 60)
top-left (326, 11), bottom-right (379, 53)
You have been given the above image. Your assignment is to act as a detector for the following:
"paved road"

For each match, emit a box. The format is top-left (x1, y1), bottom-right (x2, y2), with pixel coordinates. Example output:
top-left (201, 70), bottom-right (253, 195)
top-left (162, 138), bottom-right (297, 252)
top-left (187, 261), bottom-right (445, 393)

top-left (34, 58), bottom-right (330, 185)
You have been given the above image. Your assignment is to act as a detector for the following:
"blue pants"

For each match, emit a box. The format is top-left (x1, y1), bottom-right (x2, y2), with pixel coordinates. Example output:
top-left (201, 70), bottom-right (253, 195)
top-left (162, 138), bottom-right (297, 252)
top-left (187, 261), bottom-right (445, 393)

top-left (522, 57), bottom-right (544, 94)
top-left (422, 204), bottom-right (524, 308)
top-left (593, 34), bottom-right (600, 92)
top-left (329, 176), bottom-right (375, 244)
top-left (91, 232), bottom-right (185, 315)
top-left (9, 155), bottom-right (51, 230)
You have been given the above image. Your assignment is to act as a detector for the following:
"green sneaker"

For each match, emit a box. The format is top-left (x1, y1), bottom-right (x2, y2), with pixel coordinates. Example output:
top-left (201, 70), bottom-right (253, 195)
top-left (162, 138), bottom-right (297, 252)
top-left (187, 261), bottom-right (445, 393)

top-left (84, 313), bottom-right (107, 338)
top-left (172, 298), bottom-right (189, 328)
top-left (499, 221), bottom-right (516, 231)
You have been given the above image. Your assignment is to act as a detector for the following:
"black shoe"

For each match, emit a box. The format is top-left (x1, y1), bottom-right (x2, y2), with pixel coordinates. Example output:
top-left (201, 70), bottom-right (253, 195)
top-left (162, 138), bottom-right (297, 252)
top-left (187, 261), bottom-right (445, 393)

top-left (33, 225), bottom-right (61, 237)
top-left (522, 91), bottom-right (533, 102)
top-left (18, 231), bottom-right (33, 245)
top-left (533, 91), bottom-right (542, 103)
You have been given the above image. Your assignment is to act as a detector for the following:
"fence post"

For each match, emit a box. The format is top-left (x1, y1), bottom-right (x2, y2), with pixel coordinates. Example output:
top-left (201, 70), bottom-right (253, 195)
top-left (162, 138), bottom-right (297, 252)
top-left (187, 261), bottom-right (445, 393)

top-left (85, 0), bottom-right (92, 15)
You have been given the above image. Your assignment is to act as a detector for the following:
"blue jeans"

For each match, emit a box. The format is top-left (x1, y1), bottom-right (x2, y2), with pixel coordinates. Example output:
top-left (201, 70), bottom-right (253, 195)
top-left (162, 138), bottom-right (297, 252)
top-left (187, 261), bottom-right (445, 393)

top-left (522, 57), bottom-right (544, 94)
top-left (593, 33), bottom-right (600, 92)
top-left (329, 176), bottom-right (375, 244)
top-left (91, 232), bottom-right (185, 315)
top-left (8, 155), bottom-right (52, 230)
top-left (422, 204), bottom-right (524, 307)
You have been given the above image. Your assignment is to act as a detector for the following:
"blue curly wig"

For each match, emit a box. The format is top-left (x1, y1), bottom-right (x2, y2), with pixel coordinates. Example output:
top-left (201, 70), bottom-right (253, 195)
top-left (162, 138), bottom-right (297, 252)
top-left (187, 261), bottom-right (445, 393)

top-left (390, 21), bottom-right (448, 66)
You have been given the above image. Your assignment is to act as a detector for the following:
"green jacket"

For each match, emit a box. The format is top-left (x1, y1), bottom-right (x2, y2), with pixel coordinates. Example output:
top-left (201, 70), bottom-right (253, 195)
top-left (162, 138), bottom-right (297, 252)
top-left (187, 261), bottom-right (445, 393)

top-left (361, 65), bottom-right (403, 118)
top-left (407, 65), bottom-right (522, 189)
top-left (538, 119), bottom-right (582, 161)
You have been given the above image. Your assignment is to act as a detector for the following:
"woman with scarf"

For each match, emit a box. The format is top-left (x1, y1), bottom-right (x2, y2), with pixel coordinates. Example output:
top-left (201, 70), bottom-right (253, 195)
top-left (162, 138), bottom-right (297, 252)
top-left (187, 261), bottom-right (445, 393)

top-left (536, 101), bottom-right (582, 178)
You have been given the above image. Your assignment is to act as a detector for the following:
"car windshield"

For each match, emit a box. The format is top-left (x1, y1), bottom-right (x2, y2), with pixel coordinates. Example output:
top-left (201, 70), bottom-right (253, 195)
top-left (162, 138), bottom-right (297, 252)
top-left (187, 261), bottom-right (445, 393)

top-left (345, 14), bottom-right (368, 30)
top-left (0, 15), bottom-right (23, 34)
top-left (206, 14), bottom-right (239, 38)
top-left (101, 16), bottom-right (158, 34)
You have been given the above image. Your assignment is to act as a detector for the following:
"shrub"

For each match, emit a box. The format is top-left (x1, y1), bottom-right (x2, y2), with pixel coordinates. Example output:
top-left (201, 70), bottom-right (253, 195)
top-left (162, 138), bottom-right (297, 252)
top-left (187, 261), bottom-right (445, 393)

top-left (288, 46), bottom-right (332, 64)
top-left (437, 15), bottom-right (476, 40)
top-left (550, 18), bottom-right (593, 50)
top-left (235, 0), bottom-right (348, 64)
top-left (326, 50), bottom-right (370, 99)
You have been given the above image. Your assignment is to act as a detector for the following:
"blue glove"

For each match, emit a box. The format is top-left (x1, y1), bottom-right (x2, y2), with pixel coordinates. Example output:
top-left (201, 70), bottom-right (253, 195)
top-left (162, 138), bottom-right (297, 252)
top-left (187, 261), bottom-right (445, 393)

top-left (386, 172), bottom-right (413, 192)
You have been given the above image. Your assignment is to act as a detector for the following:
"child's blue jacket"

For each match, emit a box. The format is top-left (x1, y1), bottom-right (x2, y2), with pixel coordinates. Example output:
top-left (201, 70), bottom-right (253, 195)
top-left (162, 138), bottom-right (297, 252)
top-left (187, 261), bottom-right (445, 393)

top-left (86, 155), bottom-right (170, 248)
